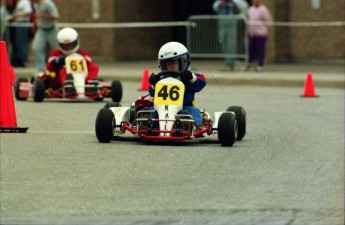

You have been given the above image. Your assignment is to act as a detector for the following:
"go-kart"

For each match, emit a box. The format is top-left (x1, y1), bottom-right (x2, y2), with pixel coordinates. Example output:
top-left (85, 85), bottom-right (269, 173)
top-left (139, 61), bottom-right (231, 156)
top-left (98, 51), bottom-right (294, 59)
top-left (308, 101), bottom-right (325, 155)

top-left (14, 53), bottom-right (123, 102)
top-left (95, 70), bottom-right (246, 147)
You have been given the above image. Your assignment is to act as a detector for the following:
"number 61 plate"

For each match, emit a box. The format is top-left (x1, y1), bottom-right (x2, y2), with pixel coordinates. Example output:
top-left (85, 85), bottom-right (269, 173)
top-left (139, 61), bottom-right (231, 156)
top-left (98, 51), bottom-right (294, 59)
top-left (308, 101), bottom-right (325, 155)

top-left (66, 54), bottom-right (88, 74)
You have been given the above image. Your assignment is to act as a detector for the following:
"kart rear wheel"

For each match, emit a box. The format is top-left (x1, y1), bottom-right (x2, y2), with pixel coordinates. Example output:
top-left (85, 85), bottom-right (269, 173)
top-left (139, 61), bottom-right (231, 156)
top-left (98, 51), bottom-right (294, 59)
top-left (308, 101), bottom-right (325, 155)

top-left (227, 106), bottom-right (246, 140)
top-left (33, 79), bottom-right (45, 102)
top-left (111, 80), bottom-right (122, 102)
top-left (218, 112), bottom-right (237, 147)
top-left (95, 108), bottom-right (115, 143)
top-left (14, 78), bottom-right (29, 101)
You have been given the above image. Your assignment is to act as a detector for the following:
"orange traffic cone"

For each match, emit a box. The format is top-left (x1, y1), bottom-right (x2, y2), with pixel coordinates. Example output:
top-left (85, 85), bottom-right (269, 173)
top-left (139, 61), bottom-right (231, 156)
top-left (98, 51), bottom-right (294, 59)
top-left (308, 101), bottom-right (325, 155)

top-left (300, 73), bottom-right (319, 98)
top-left (0, 41), bottom-right (28, 133)
top-left (138, 68), bottom-right (150, 91)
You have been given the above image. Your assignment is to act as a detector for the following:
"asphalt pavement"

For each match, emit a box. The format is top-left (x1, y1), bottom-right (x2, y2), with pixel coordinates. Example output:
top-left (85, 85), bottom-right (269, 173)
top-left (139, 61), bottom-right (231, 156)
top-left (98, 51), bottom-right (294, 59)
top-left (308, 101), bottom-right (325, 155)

top-left (13, 59), bottom-right (345, 89)
top-left (2, 82), bottom-right (344, 225)
top-left (3, 59), bottom-right (344, 224)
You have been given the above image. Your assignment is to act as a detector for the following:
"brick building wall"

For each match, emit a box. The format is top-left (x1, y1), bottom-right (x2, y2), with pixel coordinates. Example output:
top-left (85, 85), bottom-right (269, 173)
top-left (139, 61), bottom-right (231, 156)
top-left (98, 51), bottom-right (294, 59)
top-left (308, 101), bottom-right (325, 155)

top-left (55, 0), bottom-right (116, 58)
top-left (270, 0), bottom-right (345, 62)
top-left (55, 0), bottom-right (344, 61)
top-left (288, 0), bottom-right (344, 60)
top-left (113, 0), bottom-right (174, 60)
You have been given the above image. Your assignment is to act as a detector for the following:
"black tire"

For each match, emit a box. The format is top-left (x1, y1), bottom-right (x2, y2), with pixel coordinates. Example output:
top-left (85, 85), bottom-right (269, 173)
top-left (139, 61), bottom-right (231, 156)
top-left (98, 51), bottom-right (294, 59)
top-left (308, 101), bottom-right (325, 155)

top-left (14, 78), bottom-right (28, 101)
top-left (227, 106), bottom-right (246, 140)
top-left (218, 112), bottom-right (237, 147)
top-left (33, 79), bottom-right (45, 102)
top-left (95, 108), bottom-right (115, 143)
top-left (111, 80), bottom-right (122, 102)
top-left (103, 102), bottom-right (122, 108)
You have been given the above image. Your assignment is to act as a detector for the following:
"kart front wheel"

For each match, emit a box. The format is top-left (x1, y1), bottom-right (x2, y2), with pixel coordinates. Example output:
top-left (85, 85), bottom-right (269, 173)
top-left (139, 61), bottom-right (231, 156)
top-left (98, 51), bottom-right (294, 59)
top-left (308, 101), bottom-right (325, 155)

top-left (33, 79), bottom-right (45, 102)
top-left (14, 78), bottom-right (28, 101)
top-left (111, 80), bottom-right (122, 102)
top-left (218, 112), bottom-right (237, 147)
top-left (227, 106), bottom-right (246, 140)
top-left (95, 108), bottom-right (115, 143)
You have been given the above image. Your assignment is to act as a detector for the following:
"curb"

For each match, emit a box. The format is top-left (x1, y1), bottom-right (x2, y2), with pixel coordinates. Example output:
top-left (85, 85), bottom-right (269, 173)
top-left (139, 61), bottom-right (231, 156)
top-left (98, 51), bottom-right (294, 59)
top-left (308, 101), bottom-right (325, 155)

top-left (13, 64), bottom-right (345, 89)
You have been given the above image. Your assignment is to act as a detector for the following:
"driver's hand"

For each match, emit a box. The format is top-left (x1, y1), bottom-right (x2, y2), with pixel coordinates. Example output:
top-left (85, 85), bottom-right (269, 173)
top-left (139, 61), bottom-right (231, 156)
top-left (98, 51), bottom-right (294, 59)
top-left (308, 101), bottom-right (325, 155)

top-left (54, 55), bottom-right (66, 66)
top-left (149, 73), bottom-right (160, 85)
top-left (180, 70), bottom-right (193, 86)
top-left (181, 70), bottom-right (193, 81)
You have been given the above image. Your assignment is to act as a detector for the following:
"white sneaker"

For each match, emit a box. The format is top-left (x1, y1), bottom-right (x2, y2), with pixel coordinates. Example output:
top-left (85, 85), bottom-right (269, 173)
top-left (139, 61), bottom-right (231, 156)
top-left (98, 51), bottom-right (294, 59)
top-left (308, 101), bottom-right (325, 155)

top-left (178, 110), bottom-right (192, 132)
top-left (139, 107), bottom-right (152, 130)
top-left (256, 66), bottom-right (262, 72)
top-left (244, 64), bottom-right (251, 71)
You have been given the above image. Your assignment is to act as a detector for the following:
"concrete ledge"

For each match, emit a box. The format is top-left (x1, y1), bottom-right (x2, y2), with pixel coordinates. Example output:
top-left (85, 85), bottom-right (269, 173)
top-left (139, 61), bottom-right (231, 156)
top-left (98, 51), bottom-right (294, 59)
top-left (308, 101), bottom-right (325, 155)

top-left (13, 60), bottom-right (345, 89)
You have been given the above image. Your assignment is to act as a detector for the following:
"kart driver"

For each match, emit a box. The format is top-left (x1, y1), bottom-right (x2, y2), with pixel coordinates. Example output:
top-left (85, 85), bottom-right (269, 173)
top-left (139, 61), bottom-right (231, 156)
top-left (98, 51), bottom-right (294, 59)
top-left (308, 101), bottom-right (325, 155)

top-left (148, 41), bottom-right (207, 126)
top-left (42, 27), bottom-right (99, 90)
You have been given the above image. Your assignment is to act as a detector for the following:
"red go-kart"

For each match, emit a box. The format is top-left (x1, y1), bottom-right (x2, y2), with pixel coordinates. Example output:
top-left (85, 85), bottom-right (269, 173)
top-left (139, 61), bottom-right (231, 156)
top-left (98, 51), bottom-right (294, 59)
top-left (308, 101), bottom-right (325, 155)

top-left (14, 53), bottom-right (122, 102)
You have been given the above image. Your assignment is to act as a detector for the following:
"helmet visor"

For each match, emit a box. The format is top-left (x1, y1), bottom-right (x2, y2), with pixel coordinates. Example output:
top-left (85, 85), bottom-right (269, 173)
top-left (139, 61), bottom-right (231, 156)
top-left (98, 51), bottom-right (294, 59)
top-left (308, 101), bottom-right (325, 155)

top-left (159, 59), bottom-right (179, 71)
top-left (59, 39), bottom-right (78, 51)
top-left (159, 54), bottom-right (190, 72)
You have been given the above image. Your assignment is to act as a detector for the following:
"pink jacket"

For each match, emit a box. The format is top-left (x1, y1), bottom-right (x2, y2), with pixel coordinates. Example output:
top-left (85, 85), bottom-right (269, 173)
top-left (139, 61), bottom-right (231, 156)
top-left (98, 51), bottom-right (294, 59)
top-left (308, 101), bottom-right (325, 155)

top-left (247, 5), bottom-right (272, 37)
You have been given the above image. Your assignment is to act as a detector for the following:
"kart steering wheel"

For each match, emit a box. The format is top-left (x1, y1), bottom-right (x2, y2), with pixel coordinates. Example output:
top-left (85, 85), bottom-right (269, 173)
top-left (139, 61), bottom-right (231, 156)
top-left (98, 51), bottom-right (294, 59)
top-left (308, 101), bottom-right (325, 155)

top-left (156, 70), bottom-right (181, 79)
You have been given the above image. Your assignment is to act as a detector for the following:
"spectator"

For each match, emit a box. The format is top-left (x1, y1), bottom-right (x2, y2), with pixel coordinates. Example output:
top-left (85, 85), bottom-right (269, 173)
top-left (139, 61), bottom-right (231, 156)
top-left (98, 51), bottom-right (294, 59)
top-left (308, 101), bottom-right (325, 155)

top-left (234, 0), bottom-right (249, 58)
top-left (213, 0), bottom-right (241, 70)
top-left (10, 0), bottom-right (33, 67)
top-left (234, 0), bottom-right (249, 14)
top-left (244, 0), bottom-right (272, 71)
top-left (30, 0), bottom-right (59, 75)
top-left (1, 0), bottom-right (17, 56)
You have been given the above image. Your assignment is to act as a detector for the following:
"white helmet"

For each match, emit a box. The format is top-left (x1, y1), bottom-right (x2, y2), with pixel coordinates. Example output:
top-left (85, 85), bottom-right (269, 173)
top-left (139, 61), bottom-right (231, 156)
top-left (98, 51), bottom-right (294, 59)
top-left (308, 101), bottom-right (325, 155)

top-left (158, 41), bottom-right (191, 72)
top-left (57, 27), bottom-right (79, 55)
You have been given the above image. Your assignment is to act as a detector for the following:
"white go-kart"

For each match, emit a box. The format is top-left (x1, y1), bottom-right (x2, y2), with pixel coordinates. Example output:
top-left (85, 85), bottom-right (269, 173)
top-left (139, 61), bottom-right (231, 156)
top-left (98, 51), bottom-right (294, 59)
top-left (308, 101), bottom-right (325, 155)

top-left (95, 70), bottom-right (246, 147)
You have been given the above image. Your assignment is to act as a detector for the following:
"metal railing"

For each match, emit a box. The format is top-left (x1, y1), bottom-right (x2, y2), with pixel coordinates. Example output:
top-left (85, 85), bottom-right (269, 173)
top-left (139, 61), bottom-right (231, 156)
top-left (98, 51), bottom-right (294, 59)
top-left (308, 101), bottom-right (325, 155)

top-left (5, 16), bottom-right (344, 60)
top-left (187, 15), bottom-right (247, 59)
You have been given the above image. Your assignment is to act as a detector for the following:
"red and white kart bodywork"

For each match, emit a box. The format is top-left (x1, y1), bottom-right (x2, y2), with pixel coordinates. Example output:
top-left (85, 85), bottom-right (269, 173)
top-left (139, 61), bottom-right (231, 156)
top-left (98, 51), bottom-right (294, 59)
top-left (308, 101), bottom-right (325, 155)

top-left (95, 71), bottom-right (246, 147)
top-left (14, 53), bottom-right (122, 102)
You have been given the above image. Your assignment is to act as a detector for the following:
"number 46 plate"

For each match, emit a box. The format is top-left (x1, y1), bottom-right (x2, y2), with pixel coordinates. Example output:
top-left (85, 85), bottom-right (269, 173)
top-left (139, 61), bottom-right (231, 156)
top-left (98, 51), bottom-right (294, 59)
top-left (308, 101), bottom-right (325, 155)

top-left (154, 79), bottom-right (184, 106)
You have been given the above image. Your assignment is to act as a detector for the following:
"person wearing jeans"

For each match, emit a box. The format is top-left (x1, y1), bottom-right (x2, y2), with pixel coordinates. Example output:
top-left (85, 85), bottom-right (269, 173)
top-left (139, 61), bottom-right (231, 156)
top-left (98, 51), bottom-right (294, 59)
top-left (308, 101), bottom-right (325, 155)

top-left (10, 0), bottom-right (33, 67)
top-left (213, 0), bottom-right (240, 70)
top-left (31, 0), bottom-right (59, 74)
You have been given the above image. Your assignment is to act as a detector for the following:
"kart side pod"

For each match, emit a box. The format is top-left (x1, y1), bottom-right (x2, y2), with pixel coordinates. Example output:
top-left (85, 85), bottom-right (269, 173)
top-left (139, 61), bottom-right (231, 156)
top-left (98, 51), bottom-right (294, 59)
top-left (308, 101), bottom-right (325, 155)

top-left (212, 111), bottom-right (235, 129)
top-left (108, 106), bottom-right (131, 135)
